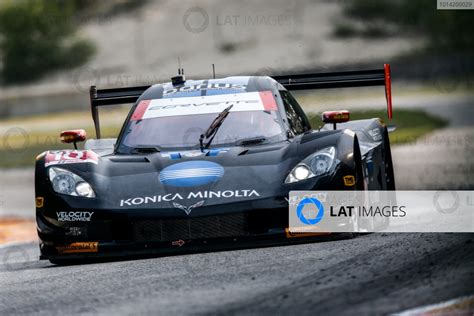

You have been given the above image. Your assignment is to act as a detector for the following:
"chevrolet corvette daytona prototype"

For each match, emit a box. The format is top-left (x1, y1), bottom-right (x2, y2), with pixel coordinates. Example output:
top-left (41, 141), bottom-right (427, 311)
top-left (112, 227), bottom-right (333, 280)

top-left (35, 65), bottom-right (395, 264)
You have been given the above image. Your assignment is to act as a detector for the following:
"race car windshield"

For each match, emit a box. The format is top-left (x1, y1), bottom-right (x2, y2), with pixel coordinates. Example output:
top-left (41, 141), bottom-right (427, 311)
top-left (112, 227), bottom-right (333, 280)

top-left (117, 91), bottom-right (285, 152)
top-left (119, 111), bottom-right (285, 151)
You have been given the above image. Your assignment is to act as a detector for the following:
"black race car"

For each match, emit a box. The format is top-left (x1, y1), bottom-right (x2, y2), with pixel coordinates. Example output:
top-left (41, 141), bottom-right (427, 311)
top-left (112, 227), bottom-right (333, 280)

top-left (35, 65), bottom-right (395, 264)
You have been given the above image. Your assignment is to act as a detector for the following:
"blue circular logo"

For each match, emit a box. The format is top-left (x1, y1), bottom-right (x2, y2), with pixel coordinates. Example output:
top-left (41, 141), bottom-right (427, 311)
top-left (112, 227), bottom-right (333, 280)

top-left (159, 161), bottom-right (224, 187)
top-left (296, 197), bottom-right (324, 225)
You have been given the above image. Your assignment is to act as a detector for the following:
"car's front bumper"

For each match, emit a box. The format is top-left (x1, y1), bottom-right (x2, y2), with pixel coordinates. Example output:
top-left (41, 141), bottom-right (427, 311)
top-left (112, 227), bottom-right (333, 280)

top-left (37, 201), bottom-right (292, 259)
top-left (37, 172), bottom-right (354, 262)
top-left (39, 227), bottom-right (343, 262)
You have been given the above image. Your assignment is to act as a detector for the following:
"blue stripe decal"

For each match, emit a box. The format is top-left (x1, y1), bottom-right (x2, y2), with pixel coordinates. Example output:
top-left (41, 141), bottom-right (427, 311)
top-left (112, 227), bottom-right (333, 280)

top-left (159, 161), bottom-right (225, 187)
top-left (169, 152), bottom-right (181, 160)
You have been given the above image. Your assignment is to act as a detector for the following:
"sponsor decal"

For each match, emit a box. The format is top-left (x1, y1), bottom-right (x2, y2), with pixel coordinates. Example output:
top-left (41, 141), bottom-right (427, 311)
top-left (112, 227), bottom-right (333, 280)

top-left (65, 227), bottom-right (87, 237)
top-left (159, 161), bottom-right (224, 187)
top-left (171, 240), bottom-right (186, 247)
top-left (142, 91), bottom-right (276, 119)
top-left (56, 211), bottom-right (94, 222)
top-left (160, 148), bottom-right (229, 159)
top-left (163, 83), bottom-right (247, 96)
top-left (368, 128), bottom-right (382, 141)
top-left (45, 150), bottom-right (99, 167)
top-left (173, 200), bottom-right (205, 215)
top-left (284, 228), bottom-right (329, 238)
top-left (120, 190), bottom-right (260, 207)
top-left (343, 175), bottom-right (356, 187)
top-left (35, 197), bottom-right (44, 208)
top-left (56, 242), bottom-right (98, 254)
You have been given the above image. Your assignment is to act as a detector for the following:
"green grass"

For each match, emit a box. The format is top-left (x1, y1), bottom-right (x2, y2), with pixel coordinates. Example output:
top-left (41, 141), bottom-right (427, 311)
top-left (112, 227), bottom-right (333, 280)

top-left (0, 108), bottom-right (447, 168)
top-left (308, 108), bottom-right (448, 145)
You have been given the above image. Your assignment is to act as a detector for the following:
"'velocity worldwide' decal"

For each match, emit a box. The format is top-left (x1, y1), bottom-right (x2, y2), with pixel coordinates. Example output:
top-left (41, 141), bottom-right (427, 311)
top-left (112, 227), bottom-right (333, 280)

top-left (45, 150), bottom-right (99, 167)
top-left (120, 190), bottom-right (260, 207)
top-left (56, 211), bottom-right (94, 222)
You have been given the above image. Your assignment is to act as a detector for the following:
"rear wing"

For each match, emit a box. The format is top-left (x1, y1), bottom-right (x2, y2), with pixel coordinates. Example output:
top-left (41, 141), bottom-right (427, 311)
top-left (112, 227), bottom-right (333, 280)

top-left (273, 64), bottom-right (393, 120)
top-left (89, 64), bottom-right (392, 138)
top-left (89, 85), bottom-right (150, 138)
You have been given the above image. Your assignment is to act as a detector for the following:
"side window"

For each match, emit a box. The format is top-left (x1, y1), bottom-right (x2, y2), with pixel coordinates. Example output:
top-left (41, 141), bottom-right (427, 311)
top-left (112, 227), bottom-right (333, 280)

top-left (280, 90), bottom-right (311, 136)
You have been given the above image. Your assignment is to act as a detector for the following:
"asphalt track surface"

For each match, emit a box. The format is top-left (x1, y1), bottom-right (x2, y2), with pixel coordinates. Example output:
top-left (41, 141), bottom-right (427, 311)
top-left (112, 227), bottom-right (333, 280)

top-left (0, 233), bottom-right (473, 315)
top-left (1, 95), bottom-right (473, 315)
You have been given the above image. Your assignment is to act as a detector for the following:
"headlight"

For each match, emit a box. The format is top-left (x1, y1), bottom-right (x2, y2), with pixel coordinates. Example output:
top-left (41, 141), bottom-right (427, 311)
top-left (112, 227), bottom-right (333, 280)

top-left (48, 167), bottom-right (96, 198)
top-left (285, 147), bottom-right (336, 184)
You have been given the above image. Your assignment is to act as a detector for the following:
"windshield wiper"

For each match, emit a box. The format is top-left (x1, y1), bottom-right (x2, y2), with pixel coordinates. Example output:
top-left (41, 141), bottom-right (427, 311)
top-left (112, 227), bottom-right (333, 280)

top-left (237, 136), bottom-right (267, 146)
top-left (199, 104), bottom-right (233, 152)
top-left (131, 146), bottom-right (161, 154)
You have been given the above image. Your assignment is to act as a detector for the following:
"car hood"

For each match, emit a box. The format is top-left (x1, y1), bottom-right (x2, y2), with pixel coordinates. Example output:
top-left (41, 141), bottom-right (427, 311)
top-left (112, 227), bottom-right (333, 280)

top-left (60, 142), bottom-right (299, 210)
top-left (40, 130), bottom-right (345, 211)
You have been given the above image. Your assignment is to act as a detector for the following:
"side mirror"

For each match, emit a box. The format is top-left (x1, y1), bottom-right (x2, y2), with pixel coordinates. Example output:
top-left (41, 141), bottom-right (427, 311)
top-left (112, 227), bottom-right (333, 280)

top-left (322, 110), bottom-right (350, 130)
top-left (60, 129), bottom-right (86, 149)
